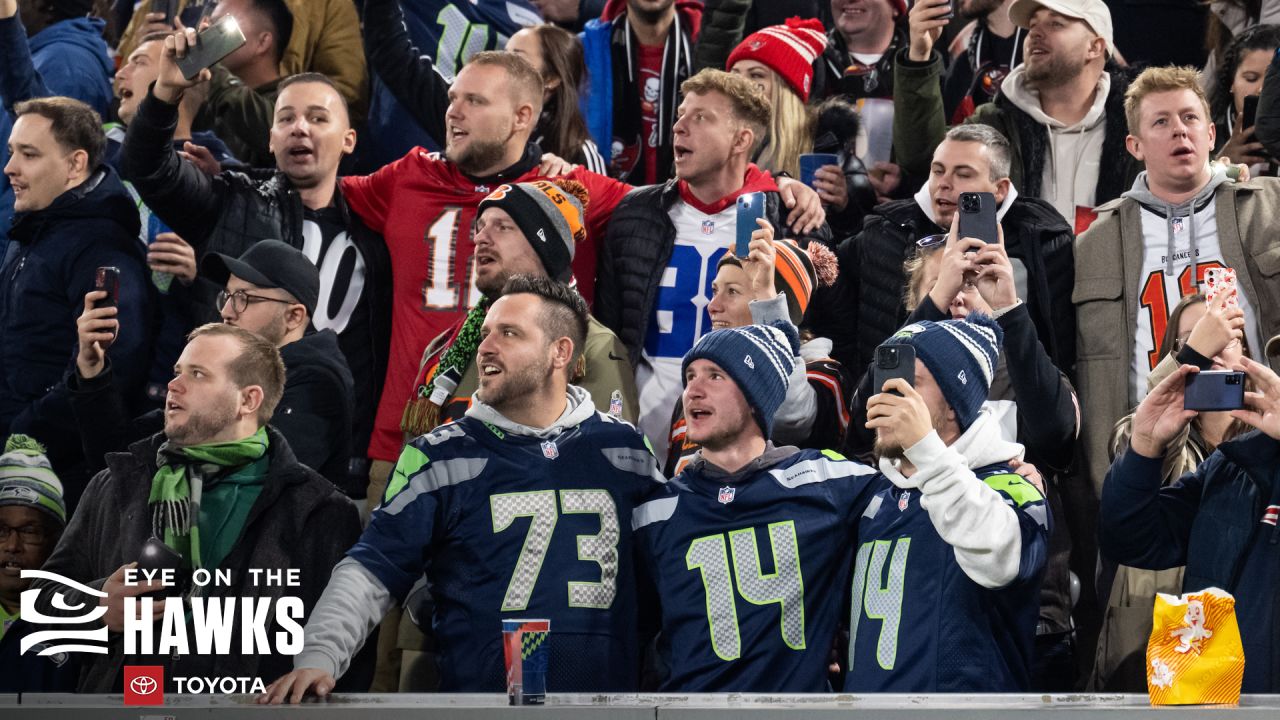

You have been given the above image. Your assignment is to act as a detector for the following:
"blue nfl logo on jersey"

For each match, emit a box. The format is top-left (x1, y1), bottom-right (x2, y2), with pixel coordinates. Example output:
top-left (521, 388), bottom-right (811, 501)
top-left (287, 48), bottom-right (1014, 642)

top-left (718, 486), bottom-right (736, 504)
top-left (541, 440), bottom-right (559, 459)
top-left (702, 220), bottom-right (715, 235)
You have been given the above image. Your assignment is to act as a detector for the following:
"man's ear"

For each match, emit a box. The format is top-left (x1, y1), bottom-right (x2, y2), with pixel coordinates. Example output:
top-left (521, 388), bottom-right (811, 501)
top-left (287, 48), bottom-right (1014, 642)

top-left (66, 148), bottom-right (90, 180)
top-left (550, 336), bottom-right (575, 371)
top-left (994, 177), bottom-right (1012, 204)
top-left (240, 384), bottom-right (266, 418)
top-left (285, 304), bottom-right (308, 332)
top-left (1126, 133), bottom-right (1144, 162)
top-left (732, 125), bottom-right (756, 157)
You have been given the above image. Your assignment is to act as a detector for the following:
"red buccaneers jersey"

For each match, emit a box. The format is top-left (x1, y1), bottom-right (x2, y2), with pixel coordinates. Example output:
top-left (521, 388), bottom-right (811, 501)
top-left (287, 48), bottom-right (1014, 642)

top-left (342, 148), bottom-right (629, 461)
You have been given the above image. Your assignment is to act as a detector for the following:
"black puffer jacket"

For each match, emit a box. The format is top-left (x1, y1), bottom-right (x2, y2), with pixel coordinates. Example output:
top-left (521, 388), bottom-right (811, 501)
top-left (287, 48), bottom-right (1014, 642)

top-left (30, 426), bottom-right (370, 693)
top-left (276, 329), bottom-right (355, 492)
top-left (809, 196), bottom-right (1076, 376)
top-left (121, 91), bottom-right (392, 458)
top-left (595, 177), bottom-right (832, 365)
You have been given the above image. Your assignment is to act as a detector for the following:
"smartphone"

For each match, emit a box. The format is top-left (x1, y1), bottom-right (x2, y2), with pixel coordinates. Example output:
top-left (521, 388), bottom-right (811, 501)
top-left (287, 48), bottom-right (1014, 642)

top-left (136, 537), bottom-right (186, 596)
top-left (736, 192), bottom-right (766, 258)
top-left (957, 191), bottom-right (999, 247)
top-left (873, 344), bottom-right (916, 397)
top-left (1183, 370), bottom-right (1245, 411)
top-left (176, 14), bottom-right (247, 81)
top-left (1204, 267), bottom-right (1239, 309)
top-left (94, 266), bottom-right (120, 309)
top-left (150, 0), bottom-right (177, 25)
top-left (179, 0), bottom-right (210, 28)
top-left (799, 153), bottom-right (838, 189)
top-left (1243, 94), bottom-right (1259, 129)
top-left (936, 0), bottom-right (955, 21)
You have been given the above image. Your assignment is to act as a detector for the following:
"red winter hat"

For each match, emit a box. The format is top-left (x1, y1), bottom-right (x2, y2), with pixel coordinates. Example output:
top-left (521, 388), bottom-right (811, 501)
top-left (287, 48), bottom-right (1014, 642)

top-left (726, 17), bottom-right (829, 102)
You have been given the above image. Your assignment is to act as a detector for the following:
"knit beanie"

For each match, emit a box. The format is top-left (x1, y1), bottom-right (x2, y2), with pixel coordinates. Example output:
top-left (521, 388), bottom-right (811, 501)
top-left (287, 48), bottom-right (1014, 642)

top-left (682, 321), bottom-right (800, 438)
top-left (726, 17), bottom-right (829, 102)
top-left (880, 314), bottom-right (1003, 432)
top-left (477, 180), bottom-right (588, 282)
top-left (0, 435), bottom-right (67, 528)
top-left (718, 239), bottom-right (839, 326)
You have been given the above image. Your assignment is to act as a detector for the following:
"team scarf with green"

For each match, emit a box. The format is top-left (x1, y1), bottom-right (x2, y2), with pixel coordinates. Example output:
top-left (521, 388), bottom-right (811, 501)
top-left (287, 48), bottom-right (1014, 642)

top-left (149, 428), bottom-right (269, 569)
top-left (401, 297), bottom-right (491, 436)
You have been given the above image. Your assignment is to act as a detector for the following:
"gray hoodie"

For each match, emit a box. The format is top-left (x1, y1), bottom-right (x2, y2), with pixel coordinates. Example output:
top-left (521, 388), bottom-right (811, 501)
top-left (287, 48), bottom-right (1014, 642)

top-left (1120, 166), bottom-right (1231, 280)
top-left (1000, 65), bottom-right (1111, 223)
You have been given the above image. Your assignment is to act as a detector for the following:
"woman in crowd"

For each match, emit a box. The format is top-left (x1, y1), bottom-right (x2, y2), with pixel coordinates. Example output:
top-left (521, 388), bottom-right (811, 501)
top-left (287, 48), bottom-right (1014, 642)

top-left (1211, 23), bottom-right (1280, 174)
top-left (727, 17), bottom-right (875, 237)
top-left (1091, 292), bottom-right (1251, 691)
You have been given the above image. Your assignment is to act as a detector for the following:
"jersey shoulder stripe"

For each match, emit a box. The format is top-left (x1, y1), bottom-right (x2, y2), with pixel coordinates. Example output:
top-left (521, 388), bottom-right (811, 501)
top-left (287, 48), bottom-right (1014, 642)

top-left (768, 451), bottom-right (877, 489)
top-left (632, 495), bottom-right (679, 531)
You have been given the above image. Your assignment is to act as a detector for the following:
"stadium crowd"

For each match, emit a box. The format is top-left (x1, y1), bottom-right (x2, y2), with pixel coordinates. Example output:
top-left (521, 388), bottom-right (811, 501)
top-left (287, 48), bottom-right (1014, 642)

top-left (2, 0), bottom-right (1280, 699)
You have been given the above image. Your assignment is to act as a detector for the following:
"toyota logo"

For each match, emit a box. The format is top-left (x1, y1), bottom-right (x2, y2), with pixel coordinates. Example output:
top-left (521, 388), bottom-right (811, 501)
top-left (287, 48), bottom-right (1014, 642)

top-left (130, 676), bottom-right (158, 696)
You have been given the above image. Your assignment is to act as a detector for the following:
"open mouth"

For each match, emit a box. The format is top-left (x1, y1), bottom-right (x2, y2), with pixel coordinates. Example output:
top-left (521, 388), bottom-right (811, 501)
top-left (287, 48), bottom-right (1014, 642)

top-left (711, 319), bottom-right (732, 329)
top-left (1, 560), bottom-right (24, 573)
top-left (475, 253), bottom-right (497, 268)
top-left (674, 145), bottom-right (693, 162)
top-left (481, 364), bottom-right (502, 377)
top-left (1172, 146), bottom-right (1195, 157)
top-left (119, 87), bottom-right (135, 101)
top-left (688, 408), bottom-right (713, 421)
top-left (166, 400), bottom-right (184, 414)
top-left (935, 197), bottom-right (956, 210)
top-left (287, 146), bottom-right (314, 161)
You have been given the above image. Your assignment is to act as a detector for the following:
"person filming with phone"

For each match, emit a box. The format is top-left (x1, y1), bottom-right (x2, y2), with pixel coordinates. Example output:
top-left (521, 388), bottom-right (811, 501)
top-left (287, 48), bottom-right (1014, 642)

top-left (1099, 338), bottom-right (1280, 693)
top-left (0, 97), bottom-right (151, 501)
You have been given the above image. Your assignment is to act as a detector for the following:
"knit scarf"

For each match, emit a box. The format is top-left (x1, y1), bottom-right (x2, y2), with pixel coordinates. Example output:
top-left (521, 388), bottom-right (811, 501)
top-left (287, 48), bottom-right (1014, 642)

top-left (402, 297), bottom-right (491, 436)
top-left (149, 427), bottom-right (269, 569)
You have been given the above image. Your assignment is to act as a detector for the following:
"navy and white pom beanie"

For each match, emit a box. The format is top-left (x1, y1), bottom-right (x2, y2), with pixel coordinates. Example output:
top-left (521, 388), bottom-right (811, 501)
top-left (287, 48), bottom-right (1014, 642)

top-left (681, 321), bottom-right (800, 438)
top-left (881, 313), bottom-right (1002, 431)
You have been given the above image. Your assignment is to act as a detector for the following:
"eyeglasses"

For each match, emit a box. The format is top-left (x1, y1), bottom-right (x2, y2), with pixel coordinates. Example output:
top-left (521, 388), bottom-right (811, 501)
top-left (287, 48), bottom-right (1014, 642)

top-left (916, 234), bottom-right (948, 252)
top-left (216, 289), bottom-right (295, 315)
top-left (0, 524), bottom-right (47, 546)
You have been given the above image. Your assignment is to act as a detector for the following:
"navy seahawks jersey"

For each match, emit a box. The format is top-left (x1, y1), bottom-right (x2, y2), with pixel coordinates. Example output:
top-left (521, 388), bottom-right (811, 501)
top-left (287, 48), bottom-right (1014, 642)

top-left (634, 449), bottom-right (881, 691)
top-left (843, 466), bottom-right (1048, 692)
top-left (347, 412), bottom-right (663, 691)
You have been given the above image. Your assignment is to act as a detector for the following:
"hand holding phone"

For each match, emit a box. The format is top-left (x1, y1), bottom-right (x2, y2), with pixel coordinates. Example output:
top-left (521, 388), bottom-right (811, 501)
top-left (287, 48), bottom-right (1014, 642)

top-left (1183, 370), bottom-right (1245, 411)
top-left (1204, 267), bottom-right (1239, 309)
top-left (872, 344), bottom-right (916, 397)
top-left (136, 537), bottom-right (187, 596)
top-left (176, 14), bottom-right (247, 81)
top-left (736, 192), bottom-right (766, 258)
top-left (957, 191), bottom-right (999, 248)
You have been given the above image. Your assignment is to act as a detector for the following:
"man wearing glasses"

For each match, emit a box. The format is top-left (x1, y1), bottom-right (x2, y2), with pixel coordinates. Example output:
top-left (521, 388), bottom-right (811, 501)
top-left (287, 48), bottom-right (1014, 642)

top-left (0, 434), bottom-right (77, 692)
top-left (72, 240), bottom-right (355, 492)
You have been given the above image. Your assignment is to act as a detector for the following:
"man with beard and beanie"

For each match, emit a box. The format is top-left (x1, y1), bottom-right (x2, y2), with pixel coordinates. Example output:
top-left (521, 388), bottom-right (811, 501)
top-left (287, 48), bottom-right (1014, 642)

top-left (845, 314), bottom-right (1049, 692)
top-left (0, 434), bottom-right (79, 692)
top-left (70, 241), bottom-right (357, 494)
top-left (30, 323), bottom-right (366, 693)
top-left (893, 0), bottom-right (1141, 231)
top-left (634, 321), bottom-right (883, 691)
top-left (403, 179), bottom-right (637, 436)
top-left (260, 276), bottom-right (666, 703)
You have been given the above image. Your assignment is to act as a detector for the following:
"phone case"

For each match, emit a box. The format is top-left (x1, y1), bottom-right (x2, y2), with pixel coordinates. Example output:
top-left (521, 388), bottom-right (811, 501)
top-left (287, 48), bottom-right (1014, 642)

top-left (1183, 371), bottom-right (1245, 411)
top-left (1204, 267), bottom-right (1239, 309)
top-left (735, 192), bottom-right (766, 258)
top-left (176, 15), bottom-right (247, 80)
top-left (957, 191), bottom-right (999, 246)
top-left (872, 344), bottom-right (915, 397)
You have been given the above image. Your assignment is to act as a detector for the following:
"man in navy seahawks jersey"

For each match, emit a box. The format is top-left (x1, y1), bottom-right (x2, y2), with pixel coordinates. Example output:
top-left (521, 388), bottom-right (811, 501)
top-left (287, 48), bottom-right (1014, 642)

top-left (846, 315), bottom-right (1048, 692)
top-left (260, 275), bottom-right (664, 703)
top-left (634, 321), bottom-right (882, 692)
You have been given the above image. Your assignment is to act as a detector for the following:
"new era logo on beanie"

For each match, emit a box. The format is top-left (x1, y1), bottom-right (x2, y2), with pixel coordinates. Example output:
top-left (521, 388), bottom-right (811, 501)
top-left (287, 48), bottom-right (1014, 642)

top-left (881, 314), bottom-right (1002, 431)
top-left (682, 321), bottom-right (799, 438)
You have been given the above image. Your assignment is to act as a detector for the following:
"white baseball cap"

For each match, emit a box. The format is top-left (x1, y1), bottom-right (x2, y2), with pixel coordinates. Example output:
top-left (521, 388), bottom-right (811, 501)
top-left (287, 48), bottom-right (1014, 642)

top-left (1008, 0), bottom-right (1117, 57)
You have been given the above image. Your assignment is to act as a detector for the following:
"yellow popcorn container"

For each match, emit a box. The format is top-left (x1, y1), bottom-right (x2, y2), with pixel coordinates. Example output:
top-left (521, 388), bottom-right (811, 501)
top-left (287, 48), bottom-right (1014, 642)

top-left (1146, 587), bottom-right (1245, 705)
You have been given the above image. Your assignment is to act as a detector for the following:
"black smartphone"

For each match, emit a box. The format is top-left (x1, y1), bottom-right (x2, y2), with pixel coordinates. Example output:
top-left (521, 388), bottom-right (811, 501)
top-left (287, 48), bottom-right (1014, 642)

top-left (1243, 94), bottom-right (1259, 129)
top-left (150, 0), bottom-right (177, 25)
top-left (94, 266), bottom-right (120, 309)
top-left (957, 191), bottom-right (999, 247)
top-left (935, 0), bottom-right (955, 21)
top-left (873, 344), bottom-right (916, 397)
top-left (176, 14), bottom-right (247, 81)
top-left (179, 0), bottom-right (210, 28)
top-left (1183, 370), bottom-right (1245, 411)
top-left (136, 537), bottom-right (186, 596)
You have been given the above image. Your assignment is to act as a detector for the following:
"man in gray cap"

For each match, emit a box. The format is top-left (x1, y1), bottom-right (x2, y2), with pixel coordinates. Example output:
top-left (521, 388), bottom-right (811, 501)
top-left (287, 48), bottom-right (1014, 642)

top-left (894, 0), bottom-right (1141, 225)
top-left (74, 240), bottom-right (356, 490)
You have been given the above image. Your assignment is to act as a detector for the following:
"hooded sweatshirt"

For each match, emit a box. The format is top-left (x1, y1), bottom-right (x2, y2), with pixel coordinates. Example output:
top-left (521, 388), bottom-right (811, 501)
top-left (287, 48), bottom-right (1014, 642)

top-left (999, 65), bottom-right (1111, 224)
top-left (848, 407), bottom-right (1049, 692)
top-left (296, 384), bottom-right (663, 691)
top-left (1120, 167), bottom-right (1262, 400)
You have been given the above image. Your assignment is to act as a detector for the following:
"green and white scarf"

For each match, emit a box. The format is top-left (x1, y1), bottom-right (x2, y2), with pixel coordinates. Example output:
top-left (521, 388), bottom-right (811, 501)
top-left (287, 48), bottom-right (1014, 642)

top-left (149, 427), bottom-right (269, 569)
